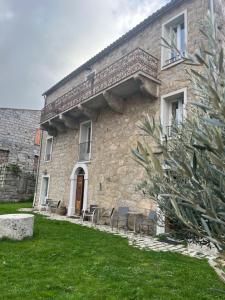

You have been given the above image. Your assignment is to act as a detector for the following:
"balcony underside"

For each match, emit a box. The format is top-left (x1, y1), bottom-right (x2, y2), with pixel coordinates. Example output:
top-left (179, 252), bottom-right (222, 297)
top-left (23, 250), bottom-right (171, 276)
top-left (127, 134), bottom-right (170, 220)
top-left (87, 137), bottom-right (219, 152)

top-left (41, 73), bottom-right (160, 136)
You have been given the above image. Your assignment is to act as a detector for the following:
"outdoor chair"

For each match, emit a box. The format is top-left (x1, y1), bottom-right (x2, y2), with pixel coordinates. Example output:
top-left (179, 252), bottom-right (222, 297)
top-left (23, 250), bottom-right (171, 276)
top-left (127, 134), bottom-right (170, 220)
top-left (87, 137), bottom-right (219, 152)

top-left (46, 199), bottom-right (61, 213)
top-left (98, 207), bottom-right (115, 225)
top-left (82, 205), bottom-right (99, 224)
top-left (138, 210), bottom-right (157, 235)
top-left (112, 207), bottom-right (129, 231)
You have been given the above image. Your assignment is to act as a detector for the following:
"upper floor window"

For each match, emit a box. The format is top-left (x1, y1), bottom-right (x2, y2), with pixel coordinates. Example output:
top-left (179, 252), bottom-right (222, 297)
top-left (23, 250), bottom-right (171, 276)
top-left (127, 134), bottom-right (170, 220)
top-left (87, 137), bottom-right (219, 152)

top-left (0, 149), bottom-right (9, 165)
top-left (79, 121), bottom-right (92, 162)
top-left (161, 88), bottom-right (187, 138)
top-left (162, 11), bottom-right (187, 68)
top-left (45, 136), bottom-right (53, 162)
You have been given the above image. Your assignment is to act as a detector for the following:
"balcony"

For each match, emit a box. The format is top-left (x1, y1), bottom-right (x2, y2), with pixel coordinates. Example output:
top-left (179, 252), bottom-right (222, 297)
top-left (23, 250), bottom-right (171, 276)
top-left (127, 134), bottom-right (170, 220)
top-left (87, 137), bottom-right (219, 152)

top-left (41, 48), bottom-right (160, 133)
top-left (78, 141), bottom-right (91, 162)
top-left (163, 124), bottom-right (183, 138)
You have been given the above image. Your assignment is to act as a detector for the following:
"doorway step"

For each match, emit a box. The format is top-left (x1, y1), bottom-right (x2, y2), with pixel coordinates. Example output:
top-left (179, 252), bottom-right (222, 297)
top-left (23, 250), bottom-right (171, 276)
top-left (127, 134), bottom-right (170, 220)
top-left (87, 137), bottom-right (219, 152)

top-left (69, 215), bottom-right (81, 219)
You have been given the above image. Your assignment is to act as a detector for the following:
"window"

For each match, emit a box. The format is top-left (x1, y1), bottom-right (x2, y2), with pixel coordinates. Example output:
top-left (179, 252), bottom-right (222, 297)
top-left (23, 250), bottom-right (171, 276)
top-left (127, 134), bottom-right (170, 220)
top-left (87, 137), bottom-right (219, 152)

top-left (161, 88), bottom-right (187, 138)
top-left (40, 176), bottom-right (49, 205)
top-left (86, 70), bottom-right (96, 91)
top-left (45, 136), bottom-right (53, 161)
top-left (162, 11), bottom-right (187, 68)
top-left (79, 121), bottom-right (92, 162)
top-left (86, 70), bottom-right (95, 81)
top-left (0, 149), bottom-right (9, 165)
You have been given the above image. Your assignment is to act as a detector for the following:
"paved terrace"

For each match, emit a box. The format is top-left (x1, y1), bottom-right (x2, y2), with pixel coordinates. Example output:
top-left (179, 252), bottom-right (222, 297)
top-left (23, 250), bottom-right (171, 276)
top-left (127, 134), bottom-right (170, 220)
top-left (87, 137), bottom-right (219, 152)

top-left (20, 208), bottom-right (218, 261)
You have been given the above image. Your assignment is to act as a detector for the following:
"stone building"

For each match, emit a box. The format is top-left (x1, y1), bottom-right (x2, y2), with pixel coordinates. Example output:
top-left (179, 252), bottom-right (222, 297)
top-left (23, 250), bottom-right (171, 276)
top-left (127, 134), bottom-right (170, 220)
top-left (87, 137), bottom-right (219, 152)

top-left (34, 0), bottom-right (224, 218)
top-left (0, 108), bottom-right (41, 201)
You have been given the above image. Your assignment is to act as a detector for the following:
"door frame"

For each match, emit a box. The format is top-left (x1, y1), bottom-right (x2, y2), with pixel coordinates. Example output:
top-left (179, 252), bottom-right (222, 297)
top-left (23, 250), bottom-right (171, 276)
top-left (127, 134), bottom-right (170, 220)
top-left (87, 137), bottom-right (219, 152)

top-left (39, 175), bottom-right (50, 206)
top-left (68, 163), bottom-right (88, 216)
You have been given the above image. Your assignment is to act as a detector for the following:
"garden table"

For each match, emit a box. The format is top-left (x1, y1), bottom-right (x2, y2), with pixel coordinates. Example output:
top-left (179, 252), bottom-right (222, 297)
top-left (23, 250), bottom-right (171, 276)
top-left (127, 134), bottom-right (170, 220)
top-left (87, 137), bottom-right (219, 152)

top-left (127, 211), bottom-right (143, 233)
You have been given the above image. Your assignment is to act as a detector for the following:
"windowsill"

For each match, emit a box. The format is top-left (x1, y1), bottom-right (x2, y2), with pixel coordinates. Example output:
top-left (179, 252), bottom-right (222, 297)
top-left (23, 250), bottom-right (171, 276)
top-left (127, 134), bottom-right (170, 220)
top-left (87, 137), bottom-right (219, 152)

top-left (44, 160), bottom-right (52, 163)
top-left (77, 160), bottom-right (91, 164)
top-left (160, 135), bottom-right (175, 142)
top-left (161, 58), bottom-right (184, 71)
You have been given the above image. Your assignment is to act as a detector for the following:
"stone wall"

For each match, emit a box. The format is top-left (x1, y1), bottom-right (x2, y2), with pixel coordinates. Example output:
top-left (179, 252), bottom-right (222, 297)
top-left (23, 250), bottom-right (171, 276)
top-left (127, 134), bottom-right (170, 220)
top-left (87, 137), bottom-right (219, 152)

top-left (0, 165), bottom-right (35, 201)
top-left (0, 108), bottom-right (41, 202)
top-left (0, 108), bottom-right (41, 171)
top-left (35, 93), bottom-right (158, 213)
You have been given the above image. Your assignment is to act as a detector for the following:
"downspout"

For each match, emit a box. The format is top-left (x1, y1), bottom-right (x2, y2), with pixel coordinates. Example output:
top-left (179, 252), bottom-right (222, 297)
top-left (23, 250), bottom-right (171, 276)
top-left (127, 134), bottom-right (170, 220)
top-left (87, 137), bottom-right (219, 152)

top-left (33, 129), bottom-right (43, 208)
top-left (209, 0), bottom-right (215, 26)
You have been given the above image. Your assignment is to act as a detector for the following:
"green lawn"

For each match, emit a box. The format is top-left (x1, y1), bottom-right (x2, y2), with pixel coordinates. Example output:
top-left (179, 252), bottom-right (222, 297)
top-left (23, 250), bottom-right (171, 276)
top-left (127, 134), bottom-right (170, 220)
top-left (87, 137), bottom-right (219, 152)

top-left (0, 202), bottom-right (225, 300)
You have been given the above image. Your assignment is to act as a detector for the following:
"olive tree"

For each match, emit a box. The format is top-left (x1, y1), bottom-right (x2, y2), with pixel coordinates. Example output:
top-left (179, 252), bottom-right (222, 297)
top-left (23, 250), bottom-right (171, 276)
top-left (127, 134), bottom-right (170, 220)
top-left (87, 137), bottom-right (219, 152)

top-left (133, 15), bottom-right (225, 252)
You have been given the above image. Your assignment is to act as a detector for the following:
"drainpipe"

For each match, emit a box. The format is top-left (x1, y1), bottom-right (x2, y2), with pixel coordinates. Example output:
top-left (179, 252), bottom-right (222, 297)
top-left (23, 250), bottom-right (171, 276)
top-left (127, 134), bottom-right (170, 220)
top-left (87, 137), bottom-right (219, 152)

top-left (33, 129), bottom-right (43, 208)
top-left (209, 0), bottom-right (215, 26)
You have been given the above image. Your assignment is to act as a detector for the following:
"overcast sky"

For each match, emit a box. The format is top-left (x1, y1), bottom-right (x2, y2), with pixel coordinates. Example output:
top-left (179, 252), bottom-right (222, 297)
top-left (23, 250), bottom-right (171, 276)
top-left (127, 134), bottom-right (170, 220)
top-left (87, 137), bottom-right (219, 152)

top-left (0, 0), bottom-right (169, 110)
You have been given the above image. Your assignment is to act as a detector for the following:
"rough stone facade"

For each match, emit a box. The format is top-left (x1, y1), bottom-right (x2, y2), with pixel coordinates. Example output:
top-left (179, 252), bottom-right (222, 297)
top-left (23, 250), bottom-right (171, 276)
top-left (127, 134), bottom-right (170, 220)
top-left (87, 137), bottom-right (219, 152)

top-left (0, 108), bottom-right (41, 201)
top-left (34, 0), bottom-right (223, 217)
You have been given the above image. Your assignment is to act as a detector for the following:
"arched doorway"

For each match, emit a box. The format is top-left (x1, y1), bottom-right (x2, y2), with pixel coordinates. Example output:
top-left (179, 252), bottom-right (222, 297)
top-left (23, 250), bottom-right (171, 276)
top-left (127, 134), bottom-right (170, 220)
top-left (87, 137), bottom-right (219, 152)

top-left (75, 168), bottom-right (85, 215)
top-left (67, 163), bottom-right (88, 216)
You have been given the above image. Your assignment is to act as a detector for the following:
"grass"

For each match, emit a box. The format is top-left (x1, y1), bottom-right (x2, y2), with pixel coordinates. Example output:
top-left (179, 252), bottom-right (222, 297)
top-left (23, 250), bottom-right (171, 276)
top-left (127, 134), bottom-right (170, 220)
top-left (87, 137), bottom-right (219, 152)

top-left (0, 202), bottom-right (225, 300)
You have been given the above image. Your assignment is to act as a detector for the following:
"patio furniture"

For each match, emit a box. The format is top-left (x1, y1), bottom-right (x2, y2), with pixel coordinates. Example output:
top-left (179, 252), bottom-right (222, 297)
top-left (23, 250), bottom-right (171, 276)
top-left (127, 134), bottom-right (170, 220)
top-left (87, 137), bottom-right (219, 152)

top-left (98, 207), bottom-right (115, 225)
top-left (46, 199), bottom-right (61, 213)
top-left (127, 211), bottom-right (144, 233)
top-left (112, 207), bottom-right (129, 231)
top-left (82, 205), bottom-right (99, 224)
top-left (138, 210), bottom-right (157, 235)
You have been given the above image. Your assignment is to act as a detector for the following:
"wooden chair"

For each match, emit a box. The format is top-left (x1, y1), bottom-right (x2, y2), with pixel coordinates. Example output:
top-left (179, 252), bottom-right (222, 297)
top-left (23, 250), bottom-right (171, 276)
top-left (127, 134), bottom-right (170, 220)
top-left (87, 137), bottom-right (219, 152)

top-left (138, 211), bottom-right (157, 235)
top-left (112, 207), bottom-right (129, 231)
top-left (46, 199), bottom-right (61, 213)
top-left (82, 205), bottom-right (99, 224)
top-left (98, 208), bottom-right (115, 225)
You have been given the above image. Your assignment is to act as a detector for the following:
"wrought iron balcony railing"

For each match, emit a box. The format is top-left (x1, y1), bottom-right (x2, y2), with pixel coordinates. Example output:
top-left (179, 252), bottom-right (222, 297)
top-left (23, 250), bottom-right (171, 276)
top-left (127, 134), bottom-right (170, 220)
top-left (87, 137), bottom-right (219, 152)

top-left (41, 48), bottom-right (158, 123)
top-left (164, 124), bottom-right (183, 138)
top-left (78, 141), bottom-right (91, 162)
top-left (45, 153), bottom-right (52, 162)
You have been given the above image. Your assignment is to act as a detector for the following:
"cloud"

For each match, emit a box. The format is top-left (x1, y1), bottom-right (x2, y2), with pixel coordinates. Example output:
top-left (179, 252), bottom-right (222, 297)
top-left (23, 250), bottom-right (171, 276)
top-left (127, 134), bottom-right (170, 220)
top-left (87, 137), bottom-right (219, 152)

top-left (0, 0), bottom-right (168, 110)
top-left (112, 0), bottom-right (169, 34)
top-left (0, 11), bottom-right (14, 22)
top-left (0, 0), bottom-right (14, 22)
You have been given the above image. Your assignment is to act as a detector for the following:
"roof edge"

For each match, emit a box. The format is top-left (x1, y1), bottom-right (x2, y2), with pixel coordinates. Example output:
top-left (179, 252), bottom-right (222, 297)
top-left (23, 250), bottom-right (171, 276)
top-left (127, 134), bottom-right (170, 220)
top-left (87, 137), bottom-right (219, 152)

top-left (43, 0), bottom-right (186, 96)
top-left (0, 107), bottom-right (41, 112)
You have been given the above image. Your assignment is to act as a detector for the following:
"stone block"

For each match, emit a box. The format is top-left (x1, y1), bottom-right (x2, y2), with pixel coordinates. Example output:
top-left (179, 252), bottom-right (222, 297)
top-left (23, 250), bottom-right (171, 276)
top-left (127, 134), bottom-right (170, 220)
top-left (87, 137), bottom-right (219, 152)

top-left (0, 214), bottom-right (34, 240)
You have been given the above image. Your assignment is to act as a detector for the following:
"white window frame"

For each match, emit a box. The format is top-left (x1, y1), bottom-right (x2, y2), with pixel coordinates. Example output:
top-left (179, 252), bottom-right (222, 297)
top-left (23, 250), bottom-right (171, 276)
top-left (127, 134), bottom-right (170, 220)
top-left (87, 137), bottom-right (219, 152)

top-left (209, 0), bottom-right (215, 26)
top-left (161, 10), bottom-right (188, 70)
top-left (78, 120), bottom-right (92, 162)
top-left (39, 175), bottom-right (50, 206)
top-left (86, 70), bottom-right (96, 81)
top-left (45, 136), bottom-right (53, 162)
top-left (160, 87), bottom-right (187, 138)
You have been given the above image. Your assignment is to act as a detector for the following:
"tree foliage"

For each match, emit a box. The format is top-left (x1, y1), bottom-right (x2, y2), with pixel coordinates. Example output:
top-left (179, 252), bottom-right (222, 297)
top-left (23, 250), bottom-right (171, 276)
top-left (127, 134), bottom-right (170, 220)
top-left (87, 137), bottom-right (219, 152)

top-left (133, 15), bottom-right (225, 251)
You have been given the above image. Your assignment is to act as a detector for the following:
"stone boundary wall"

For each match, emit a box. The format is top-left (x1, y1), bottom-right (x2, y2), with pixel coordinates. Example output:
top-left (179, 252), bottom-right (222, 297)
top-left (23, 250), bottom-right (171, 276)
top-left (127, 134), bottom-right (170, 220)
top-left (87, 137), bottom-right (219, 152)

top-left (0, 108), bottom-right (41, 202)
top-left (0, 108), bottom-right (41, 172)
top-left (0, 164), bottom-right (35, 202)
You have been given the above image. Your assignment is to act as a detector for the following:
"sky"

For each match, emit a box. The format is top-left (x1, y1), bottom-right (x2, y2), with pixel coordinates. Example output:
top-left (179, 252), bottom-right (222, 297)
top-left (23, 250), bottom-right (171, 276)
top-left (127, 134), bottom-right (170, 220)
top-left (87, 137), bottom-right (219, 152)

top-left (0, 0), bottom-right (169, 110)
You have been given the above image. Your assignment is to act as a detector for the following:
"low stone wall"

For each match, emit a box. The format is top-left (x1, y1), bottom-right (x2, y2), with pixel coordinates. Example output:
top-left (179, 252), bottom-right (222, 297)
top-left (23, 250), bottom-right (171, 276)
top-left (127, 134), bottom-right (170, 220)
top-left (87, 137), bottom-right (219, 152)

top-left (0, 165), bottom-right (36, 202)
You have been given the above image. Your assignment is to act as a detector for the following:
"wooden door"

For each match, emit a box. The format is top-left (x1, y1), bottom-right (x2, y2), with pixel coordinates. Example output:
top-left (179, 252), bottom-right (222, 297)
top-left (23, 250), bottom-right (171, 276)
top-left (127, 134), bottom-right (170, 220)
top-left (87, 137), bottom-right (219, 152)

top-left (75, 175), bottom-right (84, 215)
